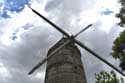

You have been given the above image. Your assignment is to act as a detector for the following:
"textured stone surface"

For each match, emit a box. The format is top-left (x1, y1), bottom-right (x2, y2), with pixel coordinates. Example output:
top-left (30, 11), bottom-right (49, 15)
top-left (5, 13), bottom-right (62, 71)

top-left (45, 38), bottom-right (87, 83)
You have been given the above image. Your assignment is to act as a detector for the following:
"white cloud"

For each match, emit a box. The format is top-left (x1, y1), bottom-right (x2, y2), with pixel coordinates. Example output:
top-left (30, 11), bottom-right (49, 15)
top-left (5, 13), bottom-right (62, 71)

top-left (0, 62), bottom-right (11, 81)
top-left (73, 0), bottom-right (121, 34)
top-left (35, 71), bottom-right (45, 79)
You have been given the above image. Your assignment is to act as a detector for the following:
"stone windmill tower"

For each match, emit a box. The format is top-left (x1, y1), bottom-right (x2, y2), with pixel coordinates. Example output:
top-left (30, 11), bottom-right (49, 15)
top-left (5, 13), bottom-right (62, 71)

top-left (45, 37), bottom-right (87, 83)
top-left (27, 6), bottom-right (125, 83)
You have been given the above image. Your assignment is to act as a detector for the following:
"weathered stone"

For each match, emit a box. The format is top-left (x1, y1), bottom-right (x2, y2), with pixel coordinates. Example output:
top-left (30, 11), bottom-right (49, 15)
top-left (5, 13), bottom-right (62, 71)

top-left (45, 37), bottom-right (87, 83)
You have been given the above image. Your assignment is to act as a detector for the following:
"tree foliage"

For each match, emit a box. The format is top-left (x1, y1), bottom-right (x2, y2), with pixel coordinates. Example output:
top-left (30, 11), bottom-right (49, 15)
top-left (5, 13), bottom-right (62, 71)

top-left (95, 71), bottom-right (124, 83)
top-left (116, 0), bottom-right (125, 27)
top-left (111, 30), bottom-right (125, 70)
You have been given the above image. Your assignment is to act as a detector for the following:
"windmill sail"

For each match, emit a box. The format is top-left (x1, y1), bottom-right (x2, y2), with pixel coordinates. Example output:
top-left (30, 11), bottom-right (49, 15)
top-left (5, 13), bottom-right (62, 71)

top-left (29, 7), bottom-right (125, 77)
top-left (28, 24), bottom-right (92, 74)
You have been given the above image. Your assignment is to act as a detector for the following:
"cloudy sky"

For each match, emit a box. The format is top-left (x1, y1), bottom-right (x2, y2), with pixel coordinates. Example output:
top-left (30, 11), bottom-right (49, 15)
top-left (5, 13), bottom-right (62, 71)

top-left (0, 0), bottom-right (125, 83)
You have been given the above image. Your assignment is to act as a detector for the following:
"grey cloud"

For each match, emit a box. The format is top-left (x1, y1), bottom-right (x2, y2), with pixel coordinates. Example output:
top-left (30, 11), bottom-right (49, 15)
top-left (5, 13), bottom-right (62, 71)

top-left (45, 0), bottom-right (96, 13)
top-left (44, 0), bottom-right (62, 12)
top-left (44, 0), bottom-right (97, 32)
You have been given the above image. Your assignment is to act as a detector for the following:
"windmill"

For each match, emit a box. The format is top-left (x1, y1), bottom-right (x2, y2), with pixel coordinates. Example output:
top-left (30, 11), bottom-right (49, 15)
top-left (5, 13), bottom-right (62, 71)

top-left (27, 6), bottom-right (125, 82)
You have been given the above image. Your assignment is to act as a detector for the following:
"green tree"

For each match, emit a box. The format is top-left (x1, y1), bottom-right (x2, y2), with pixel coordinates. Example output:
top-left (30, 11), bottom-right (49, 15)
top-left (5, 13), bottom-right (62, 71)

top-left (95, 71), bottom-right (124, 83)
top-left (111, 30), bottom-right (125, 71)
top-left (116, 0), bottom-right (125, 27)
